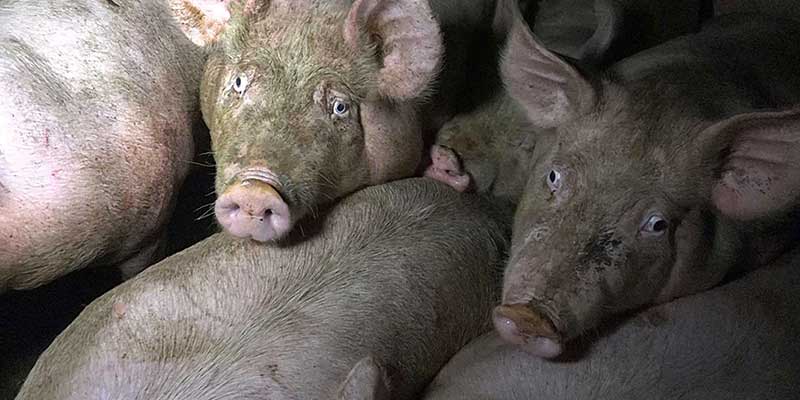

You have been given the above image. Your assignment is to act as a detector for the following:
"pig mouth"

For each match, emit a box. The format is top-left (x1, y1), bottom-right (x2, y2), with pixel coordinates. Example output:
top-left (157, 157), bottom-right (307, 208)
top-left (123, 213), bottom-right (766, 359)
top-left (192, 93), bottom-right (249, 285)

top-left (493, 303), bottom-right (565, 358)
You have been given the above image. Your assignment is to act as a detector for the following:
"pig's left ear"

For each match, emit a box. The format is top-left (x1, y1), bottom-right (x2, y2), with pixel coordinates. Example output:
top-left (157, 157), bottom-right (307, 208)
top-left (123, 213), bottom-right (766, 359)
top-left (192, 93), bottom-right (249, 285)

top-left (701, 108), bottom-right (800, 220)
top-left (344, 0), bottom-right (444, 101)
top-left (336, 355), bottom-right (391, 400)
top-left (169, 0), bottom-right (263, 46)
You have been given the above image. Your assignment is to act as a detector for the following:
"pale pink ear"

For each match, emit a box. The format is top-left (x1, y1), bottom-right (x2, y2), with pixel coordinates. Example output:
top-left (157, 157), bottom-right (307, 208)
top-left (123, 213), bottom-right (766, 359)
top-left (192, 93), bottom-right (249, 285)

top-left (706, 108), bottom-right (800, 220)
top-left (169, 0), bottom-right (232, 46)
top-left (343, 0), bottom-right (444, 101)
top-left (500, 0), bottom-right (596, 129)
top-left (169, 0), bottom-right (262, 46)
top-left (337, 356), bottom-right (391, 400)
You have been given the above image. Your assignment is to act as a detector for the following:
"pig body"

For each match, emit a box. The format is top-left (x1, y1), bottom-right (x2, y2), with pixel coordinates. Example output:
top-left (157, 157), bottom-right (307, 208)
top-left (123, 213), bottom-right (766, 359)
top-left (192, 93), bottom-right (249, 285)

top-left (171, 0), bottom-right (507, 243)
top-left (495, 9), bottom-right (800, 358)
top-left (424, 249), bottom-right (800, 399)
top-left (0, 0), bottom-right (204, 290)
top-left (15, 178), bottom-right (510, 400)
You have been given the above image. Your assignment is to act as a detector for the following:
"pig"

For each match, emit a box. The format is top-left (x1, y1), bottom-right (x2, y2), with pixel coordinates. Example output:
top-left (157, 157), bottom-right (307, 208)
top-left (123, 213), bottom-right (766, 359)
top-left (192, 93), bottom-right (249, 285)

top-left (425, 94), bottom-right (536, 202)
top-left (15, 178), bottom-right (510, 400)
top-left (423, 248), bottom-right (800, 399)
top-left (493, 3), bottom-right (800, 359)
top-left (167, 0), bottom-right (510, 243)
top-left (426, 0), bottom-right (710, 201)
top-left (0, 0), bottom-right (205, 291)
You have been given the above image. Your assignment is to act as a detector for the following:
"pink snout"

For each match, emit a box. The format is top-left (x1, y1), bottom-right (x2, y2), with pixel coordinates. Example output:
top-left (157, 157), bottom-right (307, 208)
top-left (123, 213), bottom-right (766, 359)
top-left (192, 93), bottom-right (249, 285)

top-left (493, 304), bottom-right (564, 358)
top-left (215, 179), bottom-right (291, 242)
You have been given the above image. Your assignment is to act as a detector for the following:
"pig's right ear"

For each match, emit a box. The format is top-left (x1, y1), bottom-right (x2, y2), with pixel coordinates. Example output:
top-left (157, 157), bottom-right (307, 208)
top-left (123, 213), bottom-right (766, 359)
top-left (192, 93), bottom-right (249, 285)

top-left (699, 108), bottom-right (800, 220)
top-left (344, 0), bottom-right (444, 101)
top-left (170, 0), bottom-right (257, 46)
top-left (500, 0), bottom-right (596, 129)
top-left (336, 355), bottom-right (391, 400)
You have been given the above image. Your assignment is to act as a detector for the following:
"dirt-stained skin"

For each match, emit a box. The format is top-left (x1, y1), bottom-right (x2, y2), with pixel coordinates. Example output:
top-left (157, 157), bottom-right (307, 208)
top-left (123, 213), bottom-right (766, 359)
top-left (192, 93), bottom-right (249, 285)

top-left (494, 2), bottom-right (800, 358)
top-left (171, 0), bottom-right (503, 242)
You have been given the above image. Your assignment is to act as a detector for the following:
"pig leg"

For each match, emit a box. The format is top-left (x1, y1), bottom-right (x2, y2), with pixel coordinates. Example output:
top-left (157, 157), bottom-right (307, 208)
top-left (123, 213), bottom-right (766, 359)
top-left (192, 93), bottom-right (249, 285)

top-left (424, 145), bottom-right (472, 192)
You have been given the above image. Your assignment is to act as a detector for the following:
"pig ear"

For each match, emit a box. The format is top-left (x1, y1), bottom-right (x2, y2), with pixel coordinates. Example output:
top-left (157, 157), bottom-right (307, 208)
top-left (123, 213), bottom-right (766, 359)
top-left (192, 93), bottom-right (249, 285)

top-left (337, 356), bottom-right (391, 400)
top-left (344, 0), bottom-right (444, 101)
top-left (169, 0), bottom-right (263, 46)
top-left (700, 108), bottom-right (800, 220)
top-left (500, 0), bottom-right (596, 129)
top-left (575, 0), bottom-right (624, 64)
top-left (169, 0), bottom-right (233, 46)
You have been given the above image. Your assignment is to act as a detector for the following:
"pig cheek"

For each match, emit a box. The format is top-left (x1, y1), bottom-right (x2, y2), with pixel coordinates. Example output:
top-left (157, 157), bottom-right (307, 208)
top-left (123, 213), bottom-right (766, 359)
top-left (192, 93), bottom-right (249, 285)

top-left (361, 101), bottom-right (422, 184)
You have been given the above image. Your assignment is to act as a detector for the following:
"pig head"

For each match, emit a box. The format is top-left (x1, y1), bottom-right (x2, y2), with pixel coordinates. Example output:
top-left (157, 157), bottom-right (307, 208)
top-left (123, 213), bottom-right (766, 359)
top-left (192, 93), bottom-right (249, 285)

top-left (493, 8), bottom-right (800, 358)
top-left (170, 0), bottom-right (443, 242)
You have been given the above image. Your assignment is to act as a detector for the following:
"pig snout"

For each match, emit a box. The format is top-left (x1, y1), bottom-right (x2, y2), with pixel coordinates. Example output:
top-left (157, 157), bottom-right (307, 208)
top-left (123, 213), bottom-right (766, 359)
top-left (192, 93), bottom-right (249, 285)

top-left (214, 171), bottom-right (291, 242)
top-left (493, 304), bottom-right (563, 358)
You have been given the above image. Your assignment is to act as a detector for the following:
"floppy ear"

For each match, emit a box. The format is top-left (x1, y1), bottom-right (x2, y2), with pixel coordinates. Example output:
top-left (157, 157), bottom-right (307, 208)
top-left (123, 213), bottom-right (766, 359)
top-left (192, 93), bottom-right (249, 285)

top-left (343, 0), bottom-right (444, 101)
top-left (699, 108), bottom-right (800, 220)
top-left (169, 0), bottom-right (263, 46)
top-left (499, 0), bottom-right (596, 129)
top-left (337, 356), bottom-right (391, 400)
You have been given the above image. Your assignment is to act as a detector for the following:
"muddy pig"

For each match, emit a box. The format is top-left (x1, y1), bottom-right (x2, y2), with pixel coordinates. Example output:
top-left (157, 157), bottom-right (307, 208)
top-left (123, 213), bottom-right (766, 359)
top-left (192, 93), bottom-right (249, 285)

top-left (426, 0), bottom-right (710, 203)
top-left (15, 178), bottom-right (510, 400)
top-left (0, 0), bottom-right (205, 291)
top-left (423, 248), bottom-right (800, 399)
top-left (168, 0), bottom-right (509, 242)
top-left (493, 7), bottom-right (800, 358)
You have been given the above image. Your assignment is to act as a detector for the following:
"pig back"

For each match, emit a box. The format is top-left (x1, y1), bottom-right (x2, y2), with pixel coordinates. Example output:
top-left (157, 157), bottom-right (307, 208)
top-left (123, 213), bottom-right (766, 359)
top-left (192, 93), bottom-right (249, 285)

top-left (0, 0), bottom-right (205, 289)
top-left (16, 178), bottom-right (510, 400)
top-left (610, 14), bottom-right (800, 116)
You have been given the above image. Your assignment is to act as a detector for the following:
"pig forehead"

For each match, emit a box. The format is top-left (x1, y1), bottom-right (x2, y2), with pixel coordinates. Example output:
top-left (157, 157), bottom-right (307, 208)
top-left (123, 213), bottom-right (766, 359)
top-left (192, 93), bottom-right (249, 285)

top-left (552, 114), bottom-right (675, 182)
top-left (229, 9), bottom-right (364, 76)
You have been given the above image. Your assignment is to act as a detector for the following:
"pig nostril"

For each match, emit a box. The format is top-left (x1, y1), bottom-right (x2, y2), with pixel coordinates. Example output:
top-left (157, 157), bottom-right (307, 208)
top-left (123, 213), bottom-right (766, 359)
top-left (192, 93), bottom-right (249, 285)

top-left (254, 209), bottom-right (272, 222)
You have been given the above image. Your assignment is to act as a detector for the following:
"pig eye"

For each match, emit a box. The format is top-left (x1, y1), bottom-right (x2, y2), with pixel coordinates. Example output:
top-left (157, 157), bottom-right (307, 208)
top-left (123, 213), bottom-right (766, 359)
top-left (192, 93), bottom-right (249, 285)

top-left (642, 214), bottom-right (669, 236)
top-left (547, 169), bottom-right (562, 192)
top-left (332, 99), bottom-right (350, 118)
top-left (232, 74), bottom-right (249, 95)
